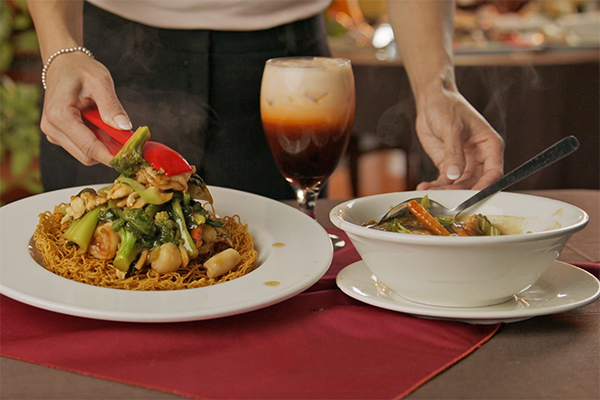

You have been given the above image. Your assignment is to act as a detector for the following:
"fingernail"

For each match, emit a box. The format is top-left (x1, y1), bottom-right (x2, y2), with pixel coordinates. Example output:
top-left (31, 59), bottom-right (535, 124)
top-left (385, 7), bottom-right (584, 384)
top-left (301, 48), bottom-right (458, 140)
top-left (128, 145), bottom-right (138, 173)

top-left (113, 115), bottom-right (132, 130)
top-left (446, 166), bottom-right (461, 180)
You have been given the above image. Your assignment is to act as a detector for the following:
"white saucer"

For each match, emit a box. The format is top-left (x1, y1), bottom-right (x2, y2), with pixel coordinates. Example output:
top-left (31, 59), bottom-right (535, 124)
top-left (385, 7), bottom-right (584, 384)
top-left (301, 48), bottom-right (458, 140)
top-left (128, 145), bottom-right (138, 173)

top-left (336, 260), bottom-right (600, 324)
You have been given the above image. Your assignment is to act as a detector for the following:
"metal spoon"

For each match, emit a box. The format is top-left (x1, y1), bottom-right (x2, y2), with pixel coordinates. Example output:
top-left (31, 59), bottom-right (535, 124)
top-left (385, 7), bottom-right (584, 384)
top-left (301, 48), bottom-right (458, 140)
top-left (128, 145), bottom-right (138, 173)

top-left (376, 135), bottom-right (580, 226)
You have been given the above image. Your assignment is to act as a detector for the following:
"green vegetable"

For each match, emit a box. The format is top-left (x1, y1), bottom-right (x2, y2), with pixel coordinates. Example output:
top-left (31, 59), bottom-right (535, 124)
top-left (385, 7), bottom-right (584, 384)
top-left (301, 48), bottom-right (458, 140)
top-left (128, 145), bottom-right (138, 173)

top-left (109, 126), bottom-right (150, 177)
top-left (96, 183), bottom-right (114, 197)
top-left (435, 215), bottom-right (455, 227)
top-left (121, 208), bottom-right (157, 238)
top-left (191, 202), bottom-right (225, 228)
top-left (182, 191), bottom-right (191, 207)
top-left (144, 203), bottom-right (165, 218)
top-left (386, 219), bottom-right (411, 234)
top-left (116, 176), bottom-right (172, 205)
top-left (111, 208), bottom-right (157, 272)
top-left (169, 196), bottom-right (198, 258)
top-left (420, 195), bottom-right (431, 211)
top-left (113, 227), bottom-right (144, 272)
top-left (155, 211), bottom-right (178, 245)
top-left (98, 206), bottom-right (122, 222)
top-left (62, 206), bottom-right (103, 254)
top-left (478, 214), bottom-right (501, 236)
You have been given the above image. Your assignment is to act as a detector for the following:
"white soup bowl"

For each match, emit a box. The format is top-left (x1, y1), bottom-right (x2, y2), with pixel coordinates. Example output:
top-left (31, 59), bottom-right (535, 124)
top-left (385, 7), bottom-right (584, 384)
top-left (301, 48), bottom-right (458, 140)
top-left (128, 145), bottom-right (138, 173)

top-left (330, 190), bottom-right (589, 307)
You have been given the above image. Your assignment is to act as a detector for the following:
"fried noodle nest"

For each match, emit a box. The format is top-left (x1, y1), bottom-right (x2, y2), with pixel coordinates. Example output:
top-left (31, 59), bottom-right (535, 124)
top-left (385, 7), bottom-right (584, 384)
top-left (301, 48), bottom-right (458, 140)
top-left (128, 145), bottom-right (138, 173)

top-left (33, 204), bottom-right (258, 291)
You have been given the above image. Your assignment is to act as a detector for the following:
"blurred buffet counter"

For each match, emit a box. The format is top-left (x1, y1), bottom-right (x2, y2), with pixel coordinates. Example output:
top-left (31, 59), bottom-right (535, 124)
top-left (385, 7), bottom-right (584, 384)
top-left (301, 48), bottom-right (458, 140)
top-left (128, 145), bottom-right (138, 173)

top-left (328, 1), bottom-right (600, 191)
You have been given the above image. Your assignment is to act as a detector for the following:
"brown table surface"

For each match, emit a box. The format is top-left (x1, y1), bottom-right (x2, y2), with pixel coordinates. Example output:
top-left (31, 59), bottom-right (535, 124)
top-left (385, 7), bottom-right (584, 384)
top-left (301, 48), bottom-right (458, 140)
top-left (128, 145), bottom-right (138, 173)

top-left (2, 189), bottom-right (598, 400)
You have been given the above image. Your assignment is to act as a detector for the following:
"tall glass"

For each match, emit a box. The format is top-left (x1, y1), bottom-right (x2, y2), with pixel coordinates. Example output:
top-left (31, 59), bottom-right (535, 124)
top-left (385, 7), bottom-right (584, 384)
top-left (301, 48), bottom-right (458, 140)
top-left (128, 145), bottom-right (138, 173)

top-left (260, 57), bottom-right (355, 247)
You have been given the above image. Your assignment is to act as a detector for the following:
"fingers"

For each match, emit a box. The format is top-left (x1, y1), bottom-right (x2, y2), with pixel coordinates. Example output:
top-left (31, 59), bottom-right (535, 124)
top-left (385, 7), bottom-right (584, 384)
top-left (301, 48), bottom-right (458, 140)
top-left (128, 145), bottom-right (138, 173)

top-left (89, 76), bottom-right (132, 131)
top-left (41, 106), bottom-right (114, 166)
top-left (440, 124), bottom-right (466, 182)
top-left (470, 153), bottom-right (504, 190)
top-left (469, 126), bottom-right (505, 190)
top-left (40, 54), bottom-right (129, 167)
top-left (416, 91), bottom-right (505, 190)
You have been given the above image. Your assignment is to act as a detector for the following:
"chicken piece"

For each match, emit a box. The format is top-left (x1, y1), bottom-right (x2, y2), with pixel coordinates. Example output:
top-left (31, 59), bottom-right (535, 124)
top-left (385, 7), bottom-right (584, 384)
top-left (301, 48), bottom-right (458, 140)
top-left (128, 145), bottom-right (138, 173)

top-left (126, 192), bottom-right (147, 209)
top-left (107, 181), bottom-right (135, 200)
top-left (61, 191), bottom-right (108, 224)
top-left (80, 191), bottom-right (108, 209)
top-left (136, 166), bottom-right (192, 192)
top-left (61, 196), bottom-right (86, 223)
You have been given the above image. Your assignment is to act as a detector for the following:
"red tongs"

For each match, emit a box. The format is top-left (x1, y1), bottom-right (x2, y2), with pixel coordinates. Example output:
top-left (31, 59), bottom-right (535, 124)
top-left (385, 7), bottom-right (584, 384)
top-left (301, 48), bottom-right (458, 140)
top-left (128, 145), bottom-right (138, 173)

top-left (82, 106), bottom-right (193, 176)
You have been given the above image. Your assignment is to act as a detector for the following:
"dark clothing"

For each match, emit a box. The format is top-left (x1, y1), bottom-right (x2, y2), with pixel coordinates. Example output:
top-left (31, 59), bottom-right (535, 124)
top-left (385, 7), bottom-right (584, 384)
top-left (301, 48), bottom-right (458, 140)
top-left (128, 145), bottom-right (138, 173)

top-left (40, 2), bottom-right (331, 200)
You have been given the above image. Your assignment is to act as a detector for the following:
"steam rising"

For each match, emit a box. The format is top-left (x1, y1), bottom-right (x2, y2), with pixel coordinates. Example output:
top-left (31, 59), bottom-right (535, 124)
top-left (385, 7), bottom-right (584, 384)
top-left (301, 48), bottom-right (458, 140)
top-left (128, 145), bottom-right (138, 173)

top-left (93, 20), bottom-right (212, 170)
top-left (371, 63), bottom-right (542, 182)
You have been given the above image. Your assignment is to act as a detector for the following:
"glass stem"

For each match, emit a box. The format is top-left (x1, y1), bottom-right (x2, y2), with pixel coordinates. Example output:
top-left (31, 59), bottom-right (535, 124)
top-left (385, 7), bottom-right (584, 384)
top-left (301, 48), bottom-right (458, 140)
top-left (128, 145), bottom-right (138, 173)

top-left (295, 188), bottom-right (319, 219)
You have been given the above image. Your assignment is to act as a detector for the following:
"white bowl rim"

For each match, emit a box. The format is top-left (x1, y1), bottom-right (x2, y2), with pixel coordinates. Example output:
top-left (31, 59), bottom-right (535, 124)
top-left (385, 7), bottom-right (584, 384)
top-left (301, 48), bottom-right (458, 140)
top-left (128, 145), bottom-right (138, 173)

top-left (329, 191), bottom-right (590, 245)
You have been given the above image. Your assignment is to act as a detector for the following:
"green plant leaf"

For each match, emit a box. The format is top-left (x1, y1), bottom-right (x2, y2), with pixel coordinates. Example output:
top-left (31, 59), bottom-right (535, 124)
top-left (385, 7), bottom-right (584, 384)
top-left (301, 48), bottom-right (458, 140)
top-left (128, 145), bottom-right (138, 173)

top-left (13, 0), bottom-right (31, 15)
top-left (13, 30), bottom-right (39, 54)
top-left (0, 43), bottom-right (14, 72)
top-left (0, 1), bottom-right (14, 39)
top-left (13, 13), bottom-right (31, 31)
top-left (17, 167), bottom-right (42, 192)
top-left (10, 149), bottom-right (33, 175)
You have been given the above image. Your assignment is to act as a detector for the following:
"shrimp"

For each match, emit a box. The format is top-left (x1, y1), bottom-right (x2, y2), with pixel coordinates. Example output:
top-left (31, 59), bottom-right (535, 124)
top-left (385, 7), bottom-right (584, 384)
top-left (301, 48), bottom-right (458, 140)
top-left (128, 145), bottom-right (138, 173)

top-left (88, 222), bottom-right (120, 260)
top-left (151, 243), bottom-right (182, 273)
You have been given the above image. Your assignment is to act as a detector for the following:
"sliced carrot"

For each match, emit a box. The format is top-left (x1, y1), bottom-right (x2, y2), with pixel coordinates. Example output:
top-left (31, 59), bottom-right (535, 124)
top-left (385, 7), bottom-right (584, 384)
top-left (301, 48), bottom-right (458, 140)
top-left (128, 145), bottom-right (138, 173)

top-left (190, 226), bottom-right (203, 247)
top-left (451, 222), bottom-right (475, 236)
top-left (407, 200), bottom-right (451, 236)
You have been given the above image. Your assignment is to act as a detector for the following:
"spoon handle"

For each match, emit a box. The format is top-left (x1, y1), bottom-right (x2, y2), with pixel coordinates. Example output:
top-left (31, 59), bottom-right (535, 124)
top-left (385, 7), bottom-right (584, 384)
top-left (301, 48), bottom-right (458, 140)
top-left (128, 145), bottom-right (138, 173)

top-left (455, 136), bottom-right (580, 214)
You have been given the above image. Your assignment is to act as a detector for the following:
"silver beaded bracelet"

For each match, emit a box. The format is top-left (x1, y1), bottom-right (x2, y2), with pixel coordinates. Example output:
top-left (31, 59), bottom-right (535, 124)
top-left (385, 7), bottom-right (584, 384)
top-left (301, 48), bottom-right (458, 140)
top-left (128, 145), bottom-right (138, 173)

top-left (41, 46), bottom-right (94, 90)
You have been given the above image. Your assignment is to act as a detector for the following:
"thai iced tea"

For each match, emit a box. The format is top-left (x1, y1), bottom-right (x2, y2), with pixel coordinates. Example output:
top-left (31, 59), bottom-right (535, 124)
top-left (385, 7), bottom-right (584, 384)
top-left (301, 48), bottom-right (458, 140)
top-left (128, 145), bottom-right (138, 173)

top-left (260, 57), bottom-right (355, 190)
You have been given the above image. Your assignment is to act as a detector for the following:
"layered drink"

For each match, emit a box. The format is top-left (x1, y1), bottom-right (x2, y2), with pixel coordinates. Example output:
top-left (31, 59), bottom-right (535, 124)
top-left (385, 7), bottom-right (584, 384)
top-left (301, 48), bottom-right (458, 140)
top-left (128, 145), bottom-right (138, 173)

top-left (260, 57), bottom-right (355, 190)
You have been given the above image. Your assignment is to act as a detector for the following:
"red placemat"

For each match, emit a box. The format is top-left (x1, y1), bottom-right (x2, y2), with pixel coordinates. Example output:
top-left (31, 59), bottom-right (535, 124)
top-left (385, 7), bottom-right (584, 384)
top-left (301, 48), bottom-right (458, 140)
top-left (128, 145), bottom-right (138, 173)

top-left (571, 262), bottom-right (600, 278)
top-left (0, 229), bottom-right (503, 400)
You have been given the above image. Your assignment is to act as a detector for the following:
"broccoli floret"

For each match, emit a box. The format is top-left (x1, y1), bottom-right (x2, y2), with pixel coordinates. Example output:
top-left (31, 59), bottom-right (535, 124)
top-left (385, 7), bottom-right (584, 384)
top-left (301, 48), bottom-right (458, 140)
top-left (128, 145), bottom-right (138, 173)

top-left (111, 208), bottom-right (157, 272)
top-left (109, 126), bottom-right (151, 177)
top-left (386, 218), bottom-right (411, 234)
top-left (155, 211), bottom-right (178, 245)
top-left (113, 228), bottom-right (144, 272)
top-left (120, 208), bottom-right (157, 237)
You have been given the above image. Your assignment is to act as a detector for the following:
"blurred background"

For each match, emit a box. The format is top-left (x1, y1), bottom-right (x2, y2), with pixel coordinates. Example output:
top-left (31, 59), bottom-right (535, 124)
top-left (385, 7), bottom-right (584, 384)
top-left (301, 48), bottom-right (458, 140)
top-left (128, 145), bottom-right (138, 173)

top-left (1, 0), bottom-right (42, 206)
top-left (1, 0), bottom-right (599, 205)
top-left (326, 0), bottom-right (599, 198)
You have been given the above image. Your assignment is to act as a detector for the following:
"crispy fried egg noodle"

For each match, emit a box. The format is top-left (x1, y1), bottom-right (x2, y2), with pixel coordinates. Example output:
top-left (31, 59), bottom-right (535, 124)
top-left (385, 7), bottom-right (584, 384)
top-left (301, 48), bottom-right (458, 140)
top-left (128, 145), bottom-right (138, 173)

top-left (34, 204), bottom-right (258, 291)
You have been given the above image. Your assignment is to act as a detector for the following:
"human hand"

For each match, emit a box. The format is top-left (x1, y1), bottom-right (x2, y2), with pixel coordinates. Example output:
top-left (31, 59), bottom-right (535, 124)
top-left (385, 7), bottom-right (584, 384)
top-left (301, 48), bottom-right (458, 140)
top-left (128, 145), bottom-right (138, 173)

top-left (40, 51), bottom-right (132, 166)
top-left (414, 86), bottom-right (505, 190)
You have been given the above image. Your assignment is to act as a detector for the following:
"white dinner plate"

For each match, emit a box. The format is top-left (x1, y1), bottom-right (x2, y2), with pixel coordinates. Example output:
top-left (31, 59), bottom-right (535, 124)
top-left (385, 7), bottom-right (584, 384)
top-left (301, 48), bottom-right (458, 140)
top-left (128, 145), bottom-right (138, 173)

top-left (0, 185), bottom-right (333, 322)
top-left (337, 260), bottom-right (600, 324)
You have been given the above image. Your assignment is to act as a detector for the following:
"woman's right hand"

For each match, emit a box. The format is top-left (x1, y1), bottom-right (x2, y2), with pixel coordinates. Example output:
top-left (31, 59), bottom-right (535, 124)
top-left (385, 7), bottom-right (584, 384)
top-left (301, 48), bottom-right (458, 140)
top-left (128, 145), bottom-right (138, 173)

top-left (40, 51), bottom-right (132, 166)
